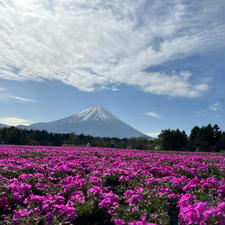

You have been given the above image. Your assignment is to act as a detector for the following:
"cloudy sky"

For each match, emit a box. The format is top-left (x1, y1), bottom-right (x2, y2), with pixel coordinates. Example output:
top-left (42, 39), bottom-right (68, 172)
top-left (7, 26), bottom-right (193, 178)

top-left (0, 0), bottom-right (224, 137)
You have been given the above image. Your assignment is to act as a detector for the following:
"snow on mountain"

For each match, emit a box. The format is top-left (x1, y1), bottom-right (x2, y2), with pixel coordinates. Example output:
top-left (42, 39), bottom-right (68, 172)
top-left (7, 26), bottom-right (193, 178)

top-left (63, 107), bottom-right (117, 122)
top-left (18, 107), bottom-right (152, 139)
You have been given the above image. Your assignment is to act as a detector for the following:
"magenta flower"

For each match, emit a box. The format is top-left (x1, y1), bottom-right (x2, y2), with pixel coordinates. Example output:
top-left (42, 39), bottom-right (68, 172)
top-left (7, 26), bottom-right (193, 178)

top-left (87, 186), bottom-right (103, 198)
top-left (114, 218), bottom-right (126, 225)
top-left (89, 175), bottom-right (102, 186)
top-left (53, 204), bottom-right (76, 219)
top-left (127, 193), bottom-right (144, 205)
top-left (99, 191), bottom-right (119, 215)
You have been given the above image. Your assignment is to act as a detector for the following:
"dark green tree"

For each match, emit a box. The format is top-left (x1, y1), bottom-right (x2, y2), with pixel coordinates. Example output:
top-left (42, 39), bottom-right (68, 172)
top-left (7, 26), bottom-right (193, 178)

top-left (189, 126), bottom-right (201, 151)
top-left (158, 129), bottom-right (188, 151)
top-left (189, 124), bottom-right (224, 152)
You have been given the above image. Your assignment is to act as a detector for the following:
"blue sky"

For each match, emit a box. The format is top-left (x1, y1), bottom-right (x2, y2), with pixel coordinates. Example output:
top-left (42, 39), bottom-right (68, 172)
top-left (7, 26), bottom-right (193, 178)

top-left (0, 0), bottom-right (224, 137)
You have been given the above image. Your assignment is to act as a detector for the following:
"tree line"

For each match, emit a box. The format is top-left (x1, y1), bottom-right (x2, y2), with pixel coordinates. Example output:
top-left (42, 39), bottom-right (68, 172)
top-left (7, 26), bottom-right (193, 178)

top-left (157, 124), bottom-right (225, 152)
top-left (0, 126), bottom-right (153, 149)
top-left (0, 124), bottom-right (224, 152)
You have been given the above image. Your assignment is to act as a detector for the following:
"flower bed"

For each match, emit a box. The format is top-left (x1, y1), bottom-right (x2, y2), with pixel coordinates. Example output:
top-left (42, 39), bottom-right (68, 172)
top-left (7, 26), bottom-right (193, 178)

top-left (0, 145), bottom-right (225, 224)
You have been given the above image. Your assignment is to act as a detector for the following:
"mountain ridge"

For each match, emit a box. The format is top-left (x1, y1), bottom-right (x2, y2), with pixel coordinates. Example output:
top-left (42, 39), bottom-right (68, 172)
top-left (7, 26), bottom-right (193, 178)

top-left (0, 123), bottom-right (8, 128)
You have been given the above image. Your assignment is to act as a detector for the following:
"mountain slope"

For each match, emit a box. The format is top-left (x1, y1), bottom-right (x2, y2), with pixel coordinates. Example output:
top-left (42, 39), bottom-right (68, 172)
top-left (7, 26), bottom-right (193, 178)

top-left (19, 107), bottom-right (151, 139)
top-left (0, 123), bottom-right (8, 128)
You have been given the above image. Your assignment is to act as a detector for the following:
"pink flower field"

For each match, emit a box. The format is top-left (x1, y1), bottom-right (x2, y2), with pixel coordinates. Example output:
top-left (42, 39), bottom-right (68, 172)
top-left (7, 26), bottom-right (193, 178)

top-left (0, 145), bottom-right (225, 225)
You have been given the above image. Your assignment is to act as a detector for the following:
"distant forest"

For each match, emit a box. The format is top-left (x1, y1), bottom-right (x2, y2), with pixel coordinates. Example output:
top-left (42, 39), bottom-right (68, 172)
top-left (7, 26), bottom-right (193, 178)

top-left (0, 124), bottom-right (225, 152)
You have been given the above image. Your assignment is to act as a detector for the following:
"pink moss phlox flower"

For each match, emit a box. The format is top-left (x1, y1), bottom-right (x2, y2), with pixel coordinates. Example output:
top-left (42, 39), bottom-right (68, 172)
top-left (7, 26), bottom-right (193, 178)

top-left (46, 212), bottom-right (53, 222)
top-left (203, 208), bottom-right (216, 220)
top-left (178, 193), bottom-right (196, 208)
top-left (68, 191), bottom-right (85, 206)
top-left (87, 186), bottom-right (103, 198)
top-left (103, 172), bottom-right (111, 177)
top-left (17, 208), bottom-right (33, 217)
top-left (35, 182), bottom-right (46, 191)
top-left (7, 180), bottom-right (32, 202)
top-left (179, 199), bottom-right (209, 225)
top-left (124, 190), bottom-right (134, 198)
top-left (127, 193), bottom-right (144, 205)
top-left (60, 175), bottom-right (85, 193)
top-left (53, 204), bottom-right (76, 219)
top-left (53, 195), bottom-right (65, 204)
top-left (89, 175), bottom-right (102, 186)
top-left (92, 170), bottom-right (101, 175)
top-left (29, 194), bottom-right (46, 204)
top-left (18, 173), bottom-right (33, 180)
top-left (168, 193), bottom-right (181, 200)
top-left (125, 186), bottom-right (145, 205)
top-left (114, 218), bottom-right (126, 225)
top-left (119, 175), bottom-right (131, 181)
top-left (13, 208), bottom-right (33, 223)
top-left (48, 176), bottom-right (57, 181)
top-left (218, 184), bottom-right (225, 199)
top-left (141, 216), bottom-right (146, 221)
top-left (145, 177), bottom-right (159, 186)
top-left (183, 177), bottom-right (200, 192)
top-left (0, 196), bottom-right (11, 211)
top-left (128, 221), bottom-right (157, 225)
top-left (7, 180), bottom-right (31, 195)
top-left (134, 187), bottom-right (144, 193)
top-left (217, 202), bottom-right (225, 218)
top-left (33, 173), bottom-right (45, 178)
top-left (57, 164), bottom-right (71, 173)
top-left (99, 191), bottom-right (119, 215)
top-left (170, 176), bottom-right (188, 186)
top-left (159, 187), bottom-right (173, 196)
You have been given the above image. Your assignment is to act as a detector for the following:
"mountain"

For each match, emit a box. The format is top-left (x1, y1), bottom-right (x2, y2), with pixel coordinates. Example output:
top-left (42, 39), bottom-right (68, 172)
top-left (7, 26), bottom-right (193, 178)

top-left (0, 123), bottom-right (8, 128)
top-left (18, 107), bottom-right (152, 139)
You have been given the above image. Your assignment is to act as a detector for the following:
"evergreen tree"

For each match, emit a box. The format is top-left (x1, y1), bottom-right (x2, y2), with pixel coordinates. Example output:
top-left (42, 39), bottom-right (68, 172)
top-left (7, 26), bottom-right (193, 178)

top-left (189, 124), bottom-right (224, 152)
top-left (158, 129), bottom-right (188, 151)
top-left (213, 124), bottom-right (222, 151)
top-left (219, 132), bottom-right (225, 151)
top-left (189, 126), bottom-right (201, 151)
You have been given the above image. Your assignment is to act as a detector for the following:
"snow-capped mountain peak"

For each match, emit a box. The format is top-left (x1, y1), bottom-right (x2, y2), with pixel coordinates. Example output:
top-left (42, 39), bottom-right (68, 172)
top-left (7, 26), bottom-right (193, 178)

top-left (65, 107), bottom-right (118, 122)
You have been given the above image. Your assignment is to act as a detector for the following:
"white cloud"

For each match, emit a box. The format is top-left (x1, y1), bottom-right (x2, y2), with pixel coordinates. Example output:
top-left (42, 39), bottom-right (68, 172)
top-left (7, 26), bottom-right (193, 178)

top-left (210, 102), bottom-right (221, 112)
top-left (111, 86), bottom-right (119, 91)
top-left (0, 117), bottom-right (31, 126)
top-left (7, 95), bottom-right (35, 102)
top-left (0, 87), bottom-right (35, 102)
top-left (197, 102), bottom-right (222, 117)
top-left (196, 109), bottom-right (207, 115)
top-left (145, 111), bottom-right (161, 119)
top-left (145, 132), bottom-right (160, 138)
top-left (0, 0), bottom-right (224, 97)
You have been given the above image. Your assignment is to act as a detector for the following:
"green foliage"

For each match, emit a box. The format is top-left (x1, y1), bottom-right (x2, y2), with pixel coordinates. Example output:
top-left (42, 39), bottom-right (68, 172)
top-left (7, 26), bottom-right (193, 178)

top-left (75, 201), bottom-right (112, 225)
top-left (103, 174), bottom-right (120, 187)
top-left (189, 124), bottom-right (225, 152)
top-left (200, 165), bottom-right (225, 180)
top-left (158, 129), bottom-right (188, 151)
top-left (174, 168), bottom-right (195, 178)
top-left (116, 191), bottom-right (170, 225)
top-left (155, 124), bottom-right (225, 152)
top-left (0, 127), bottom-right (153, 150)
top-left (168, 198), bottom-right (179, 225)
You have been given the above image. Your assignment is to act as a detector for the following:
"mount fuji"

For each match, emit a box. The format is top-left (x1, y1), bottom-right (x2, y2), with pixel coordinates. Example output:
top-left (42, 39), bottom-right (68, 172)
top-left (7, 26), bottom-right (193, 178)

top-left (0, 123), bottom-right (8, 128)
top-left (18, 107), bottom-right (151, 139)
